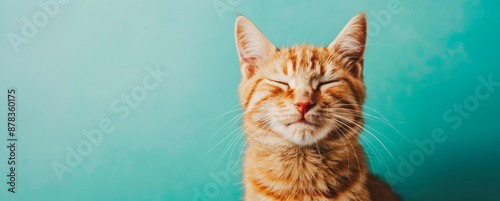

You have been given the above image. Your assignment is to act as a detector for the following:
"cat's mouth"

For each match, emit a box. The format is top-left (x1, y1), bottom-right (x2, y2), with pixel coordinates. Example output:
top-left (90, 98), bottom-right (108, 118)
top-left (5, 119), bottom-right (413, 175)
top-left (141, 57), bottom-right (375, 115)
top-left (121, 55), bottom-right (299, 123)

top-left (286, 119), bottom-right (319, 127)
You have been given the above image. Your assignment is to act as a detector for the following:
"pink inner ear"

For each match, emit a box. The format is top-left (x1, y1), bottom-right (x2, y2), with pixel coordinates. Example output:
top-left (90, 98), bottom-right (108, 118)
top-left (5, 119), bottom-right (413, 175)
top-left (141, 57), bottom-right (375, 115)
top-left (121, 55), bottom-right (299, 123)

top-left (240, 57), bottom-right (256, 77)
top-left (237, 39), bottom-right (256, 64)
top-left (241, 56), bottom-right (255, 66)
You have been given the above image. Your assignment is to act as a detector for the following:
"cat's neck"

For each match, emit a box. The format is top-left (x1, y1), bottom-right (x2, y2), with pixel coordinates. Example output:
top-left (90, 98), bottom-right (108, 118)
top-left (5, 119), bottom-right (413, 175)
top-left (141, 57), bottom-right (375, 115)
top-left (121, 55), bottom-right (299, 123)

top-left (247, 132), bottom-right (367, 176)
top-left (244, 131), bottom-right (370, 200)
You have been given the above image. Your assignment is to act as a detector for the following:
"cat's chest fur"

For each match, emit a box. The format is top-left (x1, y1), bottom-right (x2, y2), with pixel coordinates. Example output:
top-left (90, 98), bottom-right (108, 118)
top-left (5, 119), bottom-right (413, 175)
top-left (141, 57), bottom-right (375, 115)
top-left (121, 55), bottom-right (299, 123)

top-left (243, 141), bottom-right (372, 201)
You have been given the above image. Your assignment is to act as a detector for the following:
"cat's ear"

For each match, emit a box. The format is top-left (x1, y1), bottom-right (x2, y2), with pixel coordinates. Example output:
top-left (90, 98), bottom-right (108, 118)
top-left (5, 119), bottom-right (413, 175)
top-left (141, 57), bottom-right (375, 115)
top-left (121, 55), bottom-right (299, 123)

top-left (235, 15), bottom-right (276, 79)
top-left (327, 12), bottom-right (367, 78)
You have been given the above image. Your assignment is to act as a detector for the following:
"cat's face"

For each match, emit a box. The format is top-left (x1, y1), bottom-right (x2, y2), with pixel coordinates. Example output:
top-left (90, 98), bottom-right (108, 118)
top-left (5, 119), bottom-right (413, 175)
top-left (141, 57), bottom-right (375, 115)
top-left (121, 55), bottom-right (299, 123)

top-left (235, 13), bottom-right (367, 146)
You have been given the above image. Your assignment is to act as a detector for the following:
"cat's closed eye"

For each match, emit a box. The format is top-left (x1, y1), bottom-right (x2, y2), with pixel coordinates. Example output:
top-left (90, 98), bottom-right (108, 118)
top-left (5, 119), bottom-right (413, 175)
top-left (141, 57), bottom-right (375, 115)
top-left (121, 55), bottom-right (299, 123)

top-left (318, 79), bottom-right (340, 90)
top-left (268, 79), bottom-right (289, 88)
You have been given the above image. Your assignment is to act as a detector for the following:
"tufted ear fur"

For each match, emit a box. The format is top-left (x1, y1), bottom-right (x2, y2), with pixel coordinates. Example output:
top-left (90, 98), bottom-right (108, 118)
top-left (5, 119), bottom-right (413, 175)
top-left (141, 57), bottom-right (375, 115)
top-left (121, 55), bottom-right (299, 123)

top-left (327, 12), bottom-right (367, 78)
top-left (235, 16), bottom-right (277, 79)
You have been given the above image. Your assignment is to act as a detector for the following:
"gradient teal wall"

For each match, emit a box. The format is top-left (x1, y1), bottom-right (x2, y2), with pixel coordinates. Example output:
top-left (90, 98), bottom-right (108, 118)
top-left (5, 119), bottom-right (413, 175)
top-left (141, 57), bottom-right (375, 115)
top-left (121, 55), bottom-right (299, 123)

top-left (0, 0), bottom-right (499, 200)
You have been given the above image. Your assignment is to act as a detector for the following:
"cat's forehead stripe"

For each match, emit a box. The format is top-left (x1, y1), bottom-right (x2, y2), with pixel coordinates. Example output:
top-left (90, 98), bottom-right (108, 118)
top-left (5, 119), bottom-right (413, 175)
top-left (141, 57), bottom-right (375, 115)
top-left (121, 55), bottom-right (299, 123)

top-left (272, 45), bottom-right (343, 81)
top-left (286, 46), bottom-right (326, 75)
top-left (281, 62), bottom-right (287, 76)
top-left (289, 48), bottom-right (297, 72)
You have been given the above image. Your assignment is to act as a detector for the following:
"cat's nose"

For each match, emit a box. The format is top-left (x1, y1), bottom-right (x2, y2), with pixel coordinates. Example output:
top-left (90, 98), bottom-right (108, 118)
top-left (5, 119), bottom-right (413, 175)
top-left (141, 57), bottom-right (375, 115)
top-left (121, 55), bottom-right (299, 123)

top-left (296, 101), bottom-right (313, 116)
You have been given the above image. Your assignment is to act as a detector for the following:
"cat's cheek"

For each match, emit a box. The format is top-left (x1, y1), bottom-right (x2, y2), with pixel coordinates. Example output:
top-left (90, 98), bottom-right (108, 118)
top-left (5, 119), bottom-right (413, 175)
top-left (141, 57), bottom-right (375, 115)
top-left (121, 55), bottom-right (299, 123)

top-left (269, 104), bottom-right (286, 124)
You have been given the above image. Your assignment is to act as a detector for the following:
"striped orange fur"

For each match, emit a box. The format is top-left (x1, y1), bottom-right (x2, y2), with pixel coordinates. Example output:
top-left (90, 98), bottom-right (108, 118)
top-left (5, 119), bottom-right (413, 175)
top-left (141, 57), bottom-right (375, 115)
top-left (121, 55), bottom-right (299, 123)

top-left (235, 13), bottom-right (400, 201)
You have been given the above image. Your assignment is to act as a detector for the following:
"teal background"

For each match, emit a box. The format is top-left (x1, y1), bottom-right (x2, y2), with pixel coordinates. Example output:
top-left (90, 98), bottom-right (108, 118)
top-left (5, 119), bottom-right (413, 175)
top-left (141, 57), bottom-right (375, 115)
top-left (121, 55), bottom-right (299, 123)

top-left (0, 0), bottom-right (499, 200)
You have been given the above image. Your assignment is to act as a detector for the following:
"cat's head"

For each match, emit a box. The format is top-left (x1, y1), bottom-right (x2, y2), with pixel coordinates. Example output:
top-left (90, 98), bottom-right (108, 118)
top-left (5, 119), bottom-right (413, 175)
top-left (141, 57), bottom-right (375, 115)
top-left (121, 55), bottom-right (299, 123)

top-left (236, 13), bottom-right (367, 146)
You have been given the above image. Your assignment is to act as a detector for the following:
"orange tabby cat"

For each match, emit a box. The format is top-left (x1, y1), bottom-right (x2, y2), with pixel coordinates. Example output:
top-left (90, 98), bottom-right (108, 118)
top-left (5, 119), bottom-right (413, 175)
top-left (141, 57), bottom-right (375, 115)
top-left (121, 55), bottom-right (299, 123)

top-left (235, 13), bottom-right (400, 201)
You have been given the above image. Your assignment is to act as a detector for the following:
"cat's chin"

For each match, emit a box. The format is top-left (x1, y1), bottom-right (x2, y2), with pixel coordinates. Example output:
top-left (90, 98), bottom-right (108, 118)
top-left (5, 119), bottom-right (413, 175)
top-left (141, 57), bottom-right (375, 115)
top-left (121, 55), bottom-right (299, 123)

top-left (273, 122), bottom-right (331, 146)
